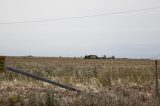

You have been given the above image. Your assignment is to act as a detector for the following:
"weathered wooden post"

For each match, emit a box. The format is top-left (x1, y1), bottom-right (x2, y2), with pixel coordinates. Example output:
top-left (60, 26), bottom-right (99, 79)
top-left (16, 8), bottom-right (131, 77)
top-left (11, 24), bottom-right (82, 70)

top-left (0, 56), bottom-right (5, 73)
top-left (155, 60), bottom-right (159, 96)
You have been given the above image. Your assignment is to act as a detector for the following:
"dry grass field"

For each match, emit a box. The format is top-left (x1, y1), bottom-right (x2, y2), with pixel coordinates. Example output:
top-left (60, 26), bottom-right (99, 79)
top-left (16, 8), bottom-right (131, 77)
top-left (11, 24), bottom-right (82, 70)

top-left (0, 57), bottom-right (160, 106)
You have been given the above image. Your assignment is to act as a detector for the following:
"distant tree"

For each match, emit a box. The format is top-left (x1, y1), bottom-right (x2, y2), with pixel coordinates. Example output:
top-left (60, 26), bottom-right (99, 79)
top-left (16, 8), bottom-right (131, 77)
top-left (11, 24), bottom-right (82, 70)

top-left (102, 55), bottom-right (106, 59)
top-left (84, 55), bottom-right (89, 59)
top-left (111, 56), bottom-right (115, 59)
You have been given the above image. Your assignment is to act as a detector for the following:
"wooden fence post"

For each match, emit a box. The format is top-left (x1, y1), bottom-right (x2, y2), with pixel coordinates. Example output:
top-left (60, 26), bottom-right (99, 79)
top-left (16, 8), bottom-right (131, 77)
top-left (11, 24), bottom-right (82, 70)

top-left (155, 60), bottom-right (159, 96)
top-left (0, 56), bottom-right (5, 73)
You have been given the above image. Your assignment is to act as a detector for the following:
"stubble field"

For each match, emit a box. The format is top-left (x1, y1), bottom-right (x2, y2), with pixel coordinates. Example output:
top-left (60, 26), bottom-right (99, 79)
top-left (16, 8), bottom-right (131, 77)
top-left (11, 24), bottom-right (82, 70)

top-left (0, 57), bottom-right (160, 106)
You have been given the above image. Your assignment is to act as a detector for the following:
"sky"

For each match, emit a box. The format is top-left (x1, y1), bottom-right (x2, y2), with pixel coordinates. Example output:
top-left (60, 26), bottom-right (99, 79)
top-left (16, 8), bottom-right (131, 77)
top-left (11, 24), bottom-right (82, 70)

top-left (0, 0), bottom-right (160, 58)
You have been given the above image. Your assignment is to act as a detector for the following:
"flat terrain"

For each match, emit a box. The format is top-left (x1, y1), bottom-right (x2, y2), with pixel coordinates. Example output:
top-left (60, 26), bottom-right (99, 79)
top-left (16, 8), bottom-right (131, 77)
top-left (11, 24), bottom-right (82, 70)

top-left (0, 57), bottom-right (160, 106)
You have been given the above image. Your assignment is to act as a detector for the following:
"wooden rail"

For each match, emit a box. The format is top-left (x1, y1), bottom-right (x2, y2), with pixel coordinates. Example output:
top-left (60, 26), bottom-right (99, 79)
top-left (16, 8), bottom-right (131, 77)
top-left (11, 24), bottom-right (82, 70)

top-left (6, 66), bottom-right (85, 94)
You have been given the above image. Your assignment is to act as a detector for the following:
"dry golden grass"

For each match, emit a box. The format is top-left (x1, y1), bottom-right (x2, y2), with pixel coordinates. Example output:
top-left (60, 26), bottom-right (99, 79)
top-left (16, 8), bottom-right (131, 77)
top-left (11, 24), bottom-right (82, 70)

top-left (0, 57), bottom-right (160, 106)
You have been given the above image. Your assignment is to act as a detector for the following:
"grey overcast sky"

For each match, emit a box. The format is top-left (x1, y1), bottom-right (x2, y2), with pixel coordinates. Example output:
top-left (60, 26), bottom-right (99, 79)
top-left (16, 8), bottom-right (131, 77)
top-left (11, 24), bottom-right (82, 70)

top-left (0, 0), bottom-right (160, 58)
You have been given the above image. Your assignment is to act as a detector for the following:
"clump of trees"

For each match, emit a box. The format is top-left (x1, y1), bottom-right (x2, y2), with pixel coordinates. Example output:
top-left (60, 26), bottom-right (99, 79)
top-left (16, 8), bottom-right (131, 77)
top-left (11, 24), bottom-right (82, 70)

top-left (109, 56), bottom-right (115, 59)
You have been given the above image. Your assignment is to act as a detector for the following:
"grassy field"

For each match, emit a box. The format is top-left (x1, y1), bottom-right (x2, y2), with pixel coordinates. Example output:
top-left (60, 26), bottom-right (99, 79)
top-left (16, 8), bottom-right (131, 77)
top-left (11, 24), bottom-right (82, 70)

top-left (0, 57), bottom-right (160, 106)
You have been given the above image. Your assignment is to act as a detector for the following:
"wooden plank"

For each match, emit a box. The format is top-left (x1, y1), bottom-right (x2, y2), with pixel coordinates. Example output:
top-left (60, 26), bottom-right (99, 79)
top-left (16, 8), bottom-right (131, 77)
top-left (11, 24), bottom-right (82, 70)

top-left (155, 60), bottom-right (159, 96)
top-left (0, 56), bottom-right (5, 73)
top-left (6, 66), bottom-right (85, 93)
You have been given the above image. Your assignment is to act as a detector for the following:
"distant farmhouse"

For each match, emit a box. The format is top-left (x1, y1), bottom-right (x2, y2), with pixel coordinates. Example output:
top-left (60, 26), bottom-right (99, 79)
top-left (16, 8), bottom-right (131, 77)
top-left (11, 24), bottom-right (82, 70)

top-left (84, 55), bottom-right (98, 59)
top-left (84, 55), bottom-right (115, 59)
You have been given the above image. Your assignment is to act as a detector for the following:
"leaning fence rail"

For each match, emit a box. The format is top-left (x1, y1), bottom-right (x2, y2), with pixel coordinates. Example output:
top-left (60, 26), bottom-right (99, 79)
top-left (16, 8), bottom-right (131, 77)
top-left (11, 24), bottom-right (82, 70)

top-left (6, 66), bottom-right (85, 94)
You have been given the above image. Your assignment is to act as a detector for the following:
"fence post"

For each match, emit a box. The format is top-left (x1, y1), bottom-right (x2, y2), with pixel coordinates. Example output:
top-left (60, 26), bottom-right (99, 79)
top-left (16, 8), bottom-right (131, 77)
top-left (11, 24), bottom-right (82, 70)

top-left (155, 60), bottom-right (159, 96)
top-left (0, 56), bottom-right (5, 73)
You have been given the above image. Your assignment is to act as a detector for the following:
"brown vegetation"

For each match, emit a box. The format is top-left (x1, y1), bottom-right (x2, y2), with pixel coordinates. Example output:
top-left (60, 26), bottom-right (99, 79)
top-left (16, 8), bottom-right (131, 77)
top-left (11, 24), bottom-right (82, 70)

top-left (0, 57), bottom-right (160, 106)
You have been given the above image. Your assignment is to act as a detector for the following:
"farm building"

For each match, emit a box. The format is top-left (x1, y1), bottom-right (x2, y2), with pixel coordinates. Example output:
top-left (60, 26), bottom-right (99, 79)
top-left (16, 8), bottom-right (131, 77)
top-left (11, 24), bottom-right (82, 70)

top-left (84, 55), bottom-right (98, 59)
